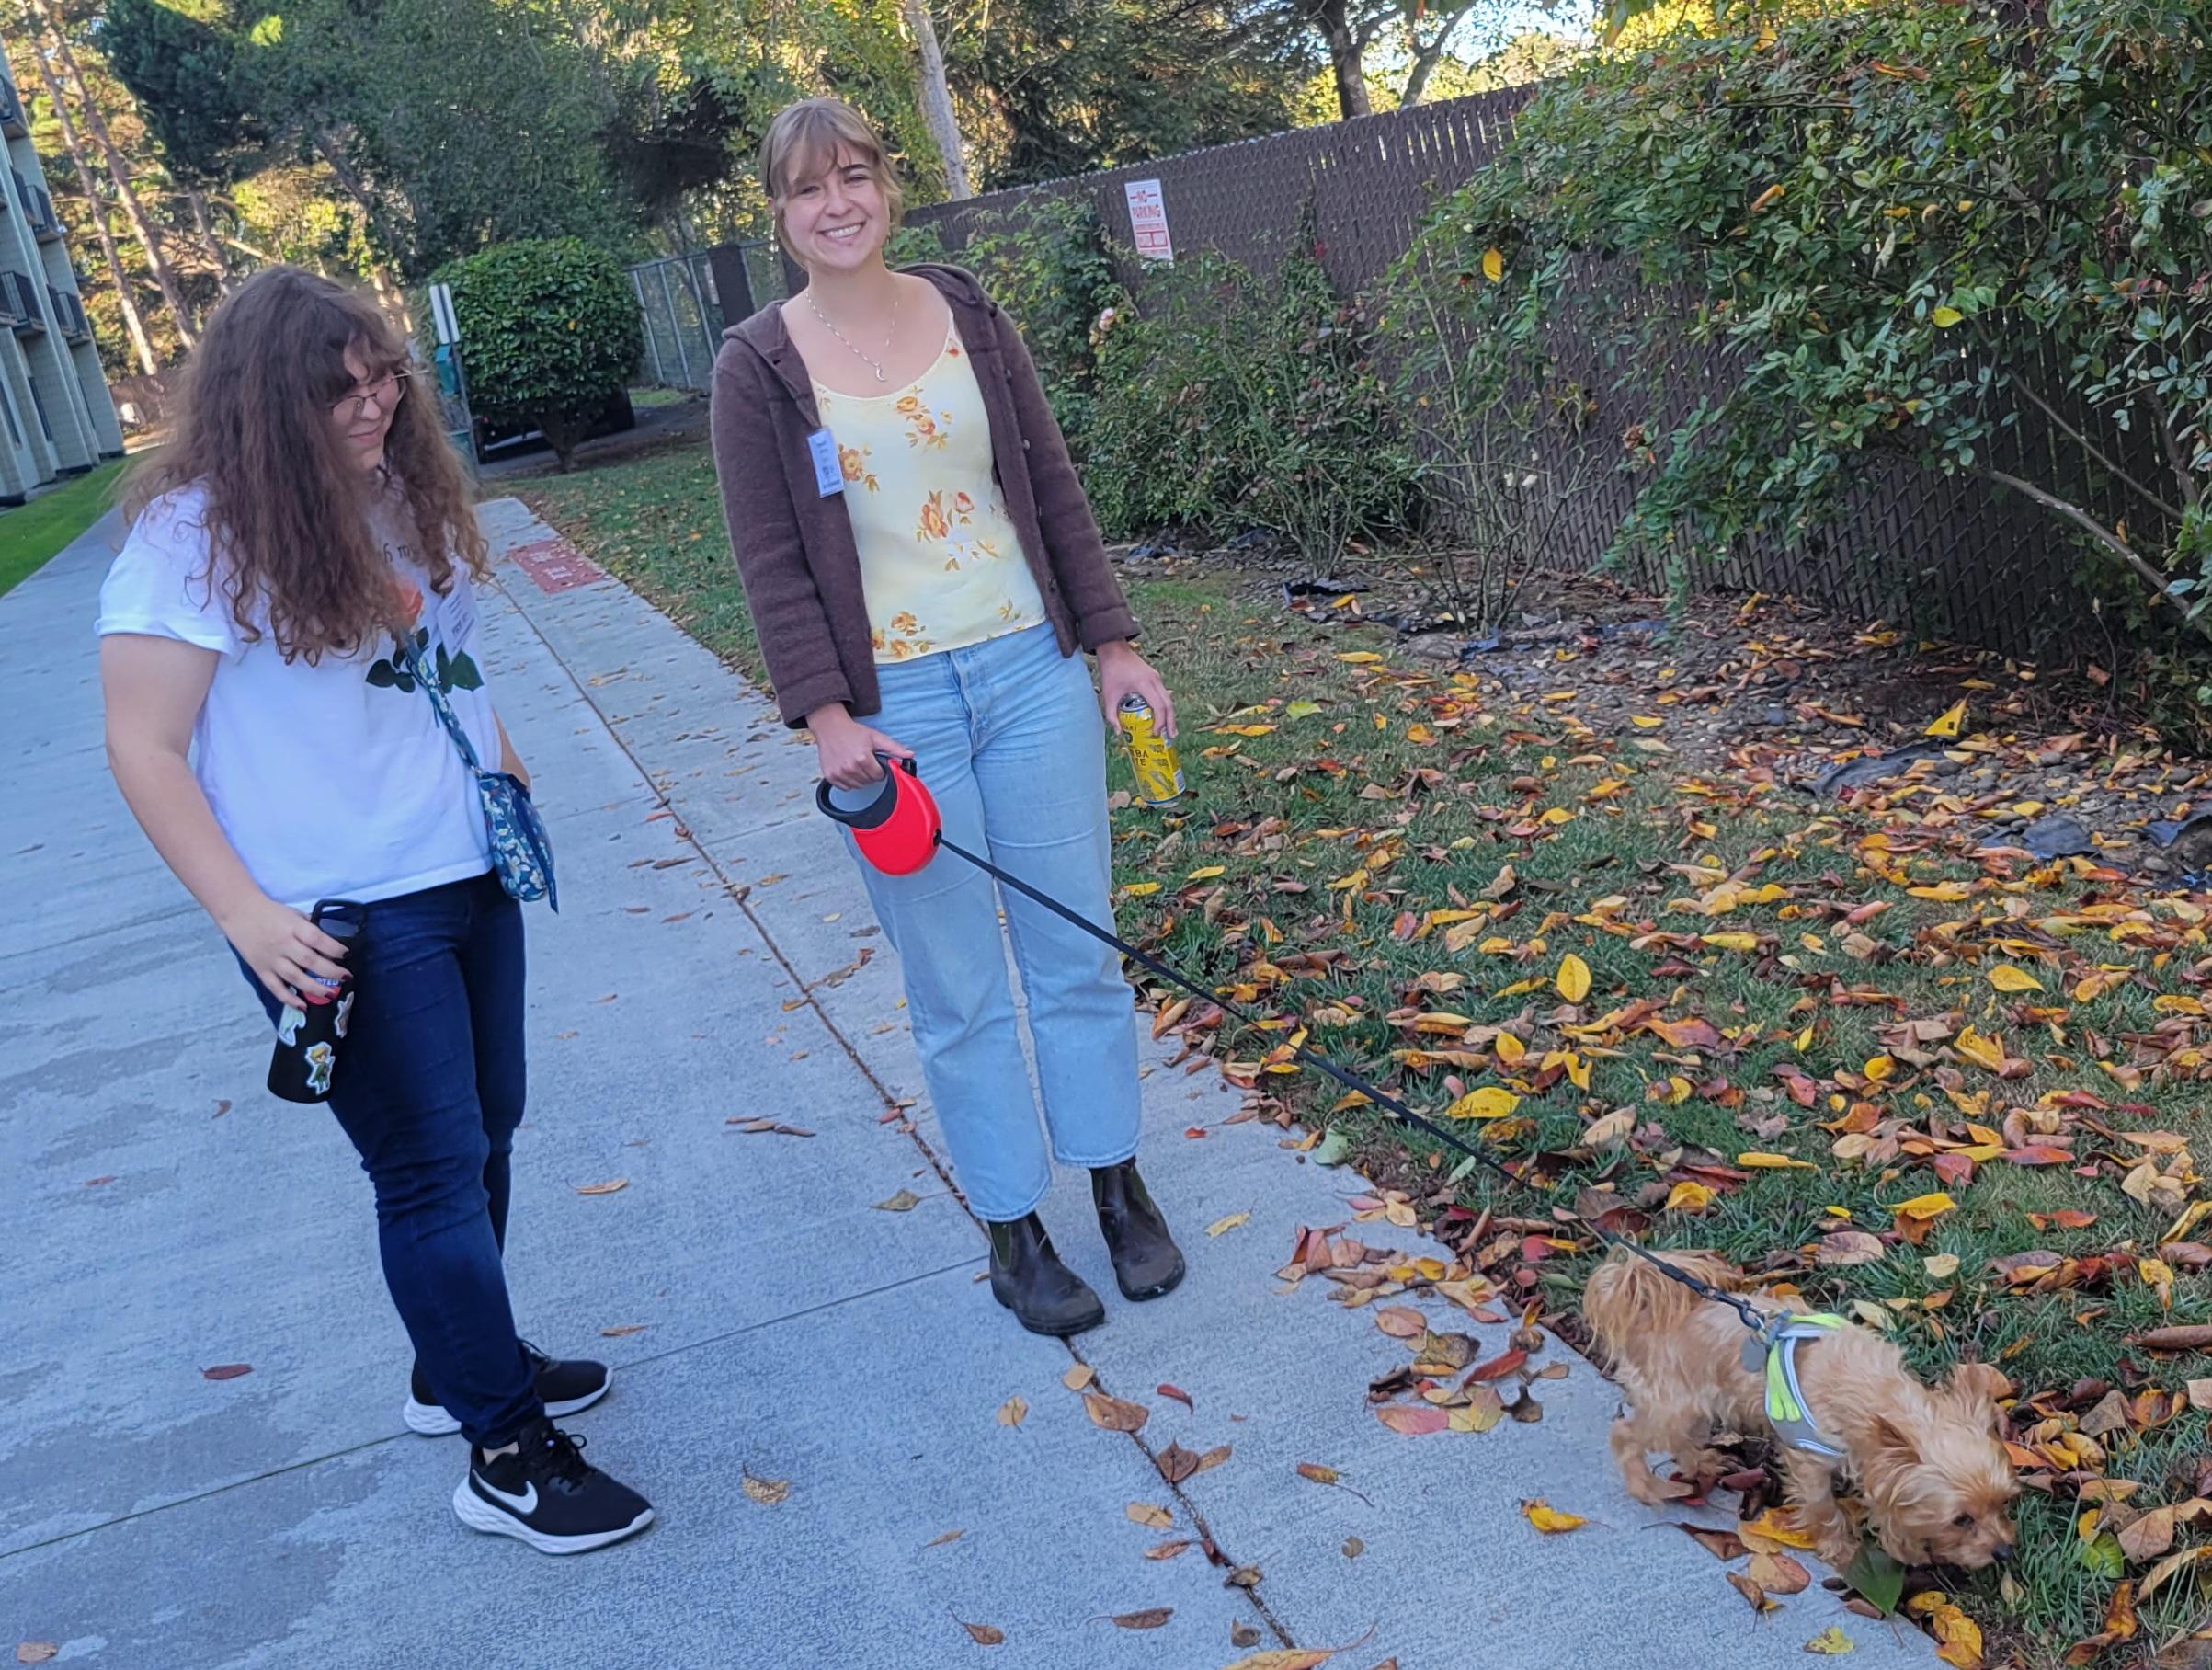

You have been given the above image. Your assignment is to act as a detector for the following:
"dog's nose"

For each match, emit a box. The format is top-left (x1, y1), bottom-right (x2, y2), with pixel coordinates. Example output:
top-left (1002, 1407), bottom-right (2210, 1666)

top-left (1991, 1542), bottom-right (2014, 1564)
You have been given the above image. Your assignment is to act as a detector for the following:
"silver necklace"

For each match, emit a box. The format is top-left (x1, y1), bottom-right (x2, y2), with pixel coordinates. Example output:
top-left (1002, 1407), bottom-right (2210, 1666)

top-left (806, 289), bottom-right (900, 383)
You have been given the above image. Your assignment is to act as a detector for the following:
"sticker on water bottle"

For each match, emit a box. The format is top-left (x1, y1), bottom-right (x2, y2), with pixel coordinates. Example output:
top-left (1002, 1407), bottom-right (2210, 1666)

top-left (806, 428), bottom-right (845, 498)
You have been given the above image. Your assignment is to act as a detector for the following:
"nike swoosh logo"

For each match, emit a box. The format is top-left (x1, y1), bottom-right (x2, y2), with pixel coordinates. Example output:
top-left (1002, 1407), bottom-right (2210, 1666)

top-left (477, 1476), bottom-right (538, 1515)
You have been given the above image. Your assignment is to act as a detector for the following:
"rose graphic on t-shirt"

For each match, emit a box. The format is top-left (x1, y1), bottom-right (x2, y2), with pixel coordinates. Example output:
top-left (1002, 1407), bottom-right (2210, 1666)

top-left (365, 623), bottom-right (483, 696)
top-left (389, 576), bottom-right (425, 627)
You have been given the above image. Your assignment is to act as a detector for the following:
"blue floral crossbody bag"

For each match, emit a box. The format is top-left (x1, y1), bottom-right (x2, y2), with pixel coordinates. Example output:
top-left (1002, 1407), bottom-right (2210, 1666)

top-left (397, 638), bottom-right (559, 910)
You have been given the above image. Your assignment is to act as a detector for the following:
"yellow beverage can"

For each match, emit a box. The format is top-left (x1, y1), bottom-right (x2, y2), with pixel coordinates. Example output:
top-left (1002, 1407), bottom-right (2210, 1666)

top-left (1117, 695), bottom-right (1187, 807)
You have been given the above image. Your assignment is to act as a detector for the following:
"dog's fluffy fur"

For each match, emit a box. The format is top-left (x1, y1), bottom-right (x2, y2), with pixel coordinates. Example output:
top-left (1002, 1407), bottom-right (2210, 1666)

top-left (1584, 1249), bottom-right (2018, 1570)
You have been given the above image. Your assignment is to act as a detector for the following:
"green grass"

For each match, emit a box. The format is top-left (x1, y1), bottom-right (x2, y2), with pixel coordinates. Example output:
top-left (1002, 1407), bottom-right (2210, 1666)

top-left (522, 437), bottom-right (2212, 1666)
top-left (0, 459), bottom-right (130, 595)
top-left (627, 386), bottom-right (698, 409)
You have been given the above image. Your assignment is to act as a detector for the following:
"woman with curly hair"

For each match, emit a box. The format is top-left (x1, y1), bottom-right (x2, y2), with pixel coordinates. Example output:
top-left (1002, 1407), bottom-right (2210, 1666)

top-left (97, 267), bottom-right (653, 1554)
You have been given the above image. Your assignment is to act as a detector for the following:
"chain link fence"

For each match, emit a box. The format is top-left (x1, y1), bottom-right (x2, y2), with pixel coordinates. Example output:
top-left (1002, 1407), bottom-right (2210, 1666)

top-left (628, 252), bottom-right (724, 391)
top-left (629, 241), bottom-right (792, 391)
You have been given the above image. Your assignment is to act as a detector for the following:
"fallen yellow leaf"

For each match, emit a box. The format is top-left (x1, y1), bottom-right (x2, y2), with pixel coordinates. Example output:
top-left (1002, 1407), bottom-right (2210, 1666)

top-left (1205, 1209), bottom-right (1250, 1237)
top-left (1925, 699), bottom-right (1967, 738)
top-left (1987, 965), bottom-right (2044, 993)
top-left (1556, 954), bottom-right (1591, 1002)
top-left (1665, 1181), bottom-right (1716, 1214)
top-left (1520, 1498), bottom-right (1586, 1534)
top-left (1739, 1508), bottom-right (1817, 1551)
top-left (1445, 1087), bottom-right (1521, 1120)
top-left (1892, 1192), bottom-right (1957, 1222)
top-left (1739, 1152), bottom-right (1818, 1170)
top-left (1954, 1026), bottom-right (2005, 1071)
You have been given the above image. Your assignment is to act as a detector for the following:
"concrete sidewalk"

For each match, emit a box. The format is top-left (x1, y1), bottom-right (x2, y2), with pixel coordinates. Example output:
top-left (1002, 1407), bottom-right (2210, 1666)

top-left (0, 502), bottom-right (1933, 1669)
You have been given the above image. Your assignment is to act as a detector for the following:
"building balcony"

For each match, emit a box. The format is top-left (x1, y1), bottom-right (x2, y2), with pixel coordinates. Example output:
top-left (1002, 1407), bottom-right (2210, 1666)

top-left (4, 269), bottom-right (44, 334)
top-left (0, 77), bottom-right (25, 140)
top-left (11, 169), bottom-right (61, 240)
top-left (50, 284), bottom-right (88, 341)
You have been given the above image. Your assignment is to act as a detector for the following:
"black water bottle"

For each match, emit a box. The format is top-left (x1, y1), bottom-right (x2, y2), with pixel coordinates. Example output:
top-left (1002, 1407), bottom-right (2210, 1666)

top-left (267, 899), bottom-right (367, 1104)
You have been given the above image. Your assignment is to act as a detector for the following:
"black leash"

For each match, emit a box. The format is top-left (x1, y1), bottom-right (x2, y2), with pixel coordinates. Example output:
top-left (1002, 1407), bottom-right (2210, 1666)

top-left (933, 831), bottom-right (1769, 1335)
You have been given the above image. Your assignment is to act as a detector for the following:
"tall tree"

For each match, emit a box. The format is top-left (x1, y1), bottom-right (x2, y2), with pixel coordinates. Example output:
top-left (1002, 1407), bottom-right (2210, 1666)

top-left (1294, 0), bottom-right (1393, 119)
top-left (25, 0), bottom-right (195, 345)
top-left (943, 0), bottom-right (1314, 189)
top-left (242, 0), bottom-right (628, 279)
top-left (24, 31), bottom-right (156, 373)
top-left (900, 0), bottom-right (970, 198)
top-left (1399, 2), bottom-right (1481, 106)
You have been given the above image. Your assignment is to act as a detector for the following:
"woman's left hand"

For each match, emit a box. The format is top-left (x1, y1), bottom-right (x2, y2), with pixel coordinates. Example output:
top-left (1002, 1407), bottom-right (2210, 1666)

top-left (1095, 641), bottom-right (1176, 740)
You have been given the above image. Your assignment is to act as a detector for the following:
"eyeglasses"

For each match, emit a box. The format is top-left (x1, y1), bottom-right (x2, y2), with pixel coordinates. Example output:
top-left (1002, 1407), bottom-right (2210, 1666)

top-left (331, 368), bottom-right (411, 422)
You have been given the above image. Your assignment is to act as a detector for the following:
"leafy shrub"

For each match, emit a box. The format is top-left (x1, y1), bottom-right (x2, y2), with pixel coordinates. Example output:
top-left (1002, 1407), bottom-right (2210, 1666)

top-left (1420, 0), bottom-right (2210, 661)
top-left (884, 219), bottom-right (949, 269)
top-left (1382, 248), bottom-right (1618, 628)
top-left (434, 238), bottom-right (642, 472)
top-left (1083, 236), bottom-right (1422, 567)
top-left (889, 197), bottom-right (1118, 452)
top-left (961, 195), bottom-right (1119, 451)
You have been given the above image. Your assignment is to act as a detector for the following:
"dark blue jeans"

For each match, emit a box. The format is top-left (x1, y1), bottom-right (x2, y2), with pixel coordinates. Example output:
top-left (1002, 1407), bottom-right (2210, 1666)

top-left (244, 871), bottom-right (542, 1448)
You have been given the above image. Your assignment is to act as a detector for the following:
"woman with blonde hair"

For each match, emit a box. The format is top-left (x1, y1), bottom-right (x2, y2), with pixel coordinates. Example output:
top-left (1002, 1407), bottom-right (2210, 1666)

top-left (98, 267), bottom-right (653, 1553)
top-left (710, 99), bottom-right (1186, 1336)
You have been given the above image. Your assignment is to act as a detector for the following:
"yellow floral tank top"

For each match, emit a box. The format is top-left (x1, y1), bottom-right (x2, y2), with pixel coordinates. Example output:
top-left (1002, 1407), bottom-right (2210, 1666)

top-left (815, 319), bottom-right (1046, 663)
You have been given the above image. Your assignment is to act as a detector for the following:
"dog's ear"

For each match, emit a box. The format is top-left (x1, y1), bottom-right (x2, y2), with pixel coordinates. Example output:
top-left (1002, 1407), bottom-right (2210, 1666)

top-left (1947, 1362), bottom-right (2011, 1408)
top-left (1868, 1413), bottom-right (1921, 1468)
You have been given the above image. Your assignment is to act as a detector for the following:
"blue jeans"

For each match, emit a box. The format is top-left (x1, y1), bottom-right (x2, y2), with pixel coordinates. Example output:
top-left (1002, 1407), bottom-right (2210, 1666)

top-left (850, 624), bottom-right (1144, 1221)
top-left (243, 871), bottom-right (541, 1448)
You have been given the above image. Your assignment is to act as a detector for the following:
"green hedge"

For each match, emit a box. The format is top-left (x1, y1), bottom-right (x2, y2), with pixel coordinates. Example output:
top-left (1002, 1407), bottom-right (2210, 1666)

top-left (434, 238), bottom-right (642, 471)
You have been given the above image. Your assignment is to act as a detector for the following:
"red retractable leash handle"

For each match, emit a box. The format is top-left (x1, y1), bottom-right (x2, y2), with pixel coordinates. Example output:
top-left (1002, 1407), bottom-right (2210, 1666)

top-left (815, 749), bottom-right (1767, 1332)
top-left (814, 752), bottom-right (943, 875)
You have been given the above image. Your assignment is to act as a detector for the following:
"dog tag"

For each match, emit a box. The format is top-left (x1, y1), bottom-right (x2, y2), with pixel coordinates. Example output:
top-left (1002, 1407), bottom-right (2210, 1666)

top-left (807, 428), bottom-right (845, 498)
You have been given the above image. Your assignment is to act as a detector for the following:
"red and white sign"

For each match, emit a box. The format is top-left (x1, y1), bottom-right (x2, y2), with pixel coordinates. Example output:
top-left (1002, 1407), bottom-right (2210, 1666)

top-left (506, 536), bottom-right (606, 596)
top-left (1124, 179), bottom-right (1173, 265)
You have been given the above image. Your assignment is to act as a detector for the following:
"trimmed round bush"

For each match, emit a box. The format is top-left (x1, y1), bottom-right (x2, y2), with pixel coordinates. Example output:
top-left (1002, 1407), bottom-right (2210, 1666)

top-left (435, 238), bottom-right (641, 471)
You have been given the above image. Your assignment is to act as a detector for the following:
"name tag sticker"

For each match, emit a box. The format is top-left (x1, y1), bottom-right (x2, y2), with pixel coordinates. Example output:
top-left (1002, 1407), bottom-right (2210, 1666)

top-left (806, 428), bottom-right (845, 498)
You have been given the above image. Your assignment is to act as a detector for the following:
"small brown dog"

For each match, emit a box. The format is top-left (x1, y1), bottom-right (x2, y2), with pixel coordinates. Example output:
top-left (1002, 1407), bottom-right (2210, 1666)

top-left (1584, 1249), bottom-right (2019, 1570)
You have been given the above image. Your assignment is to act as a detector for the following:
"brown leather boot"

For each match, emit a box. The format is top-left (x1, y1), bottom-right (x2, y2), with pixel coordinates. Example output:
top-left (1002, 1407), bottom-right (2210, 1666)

top-left (1092, 1160), bottom-right (1185, 1300)
top-left (986, 1214), bottom-right (1106, 1336)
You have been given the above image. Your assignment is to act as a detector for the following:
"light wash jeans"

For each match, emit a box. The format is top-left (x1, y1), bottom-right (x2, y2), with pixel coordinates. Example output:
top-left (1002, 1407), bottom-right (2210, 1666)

top-left (845, 623), bottom-right (1143, 1221)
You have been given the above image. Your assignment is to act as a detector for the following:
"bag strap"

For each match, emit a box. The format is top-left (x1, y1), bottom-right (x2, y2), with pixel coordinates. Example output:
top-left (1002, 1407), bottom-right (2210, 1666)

top-left (395, 636), bottom-right (485, 773)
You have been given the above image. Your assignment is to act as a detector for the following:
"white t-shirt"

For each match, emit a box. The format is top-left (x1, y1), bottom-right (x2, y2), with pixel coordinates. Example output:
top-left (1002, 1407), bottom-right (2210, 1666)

top-left (96, 484), bottom-right (499, 911)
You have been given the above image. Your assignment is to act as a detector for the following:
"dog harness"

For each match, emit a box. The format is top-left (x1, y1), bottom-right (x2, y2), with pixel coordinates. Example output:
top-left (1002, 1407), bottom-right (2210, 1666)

top-left (1740, 1312), bottom-right (1851, 1461)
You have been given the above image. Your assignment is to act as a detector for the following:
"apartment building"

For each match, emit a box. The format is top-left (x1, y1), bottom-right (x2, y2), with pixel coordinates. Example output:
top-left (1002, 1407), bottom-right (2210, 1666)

top-left (0, 47), bottom-right (123, 506)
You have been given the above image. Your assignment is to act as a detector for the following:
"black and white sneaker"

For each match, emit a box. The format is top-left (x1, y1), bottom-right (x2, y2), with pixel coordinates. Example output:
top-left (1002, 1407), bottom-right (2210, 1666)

top-left (451, 1418), bottom-right (654, 1554)
top-left (405, 1341), bottom-right (611, 1436)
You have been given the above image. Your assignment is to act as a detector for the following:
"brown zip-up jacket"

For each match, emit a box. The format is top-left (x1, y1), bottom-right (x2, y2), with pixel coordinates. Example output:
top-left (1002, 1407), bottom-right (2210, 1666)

top-left (709, 263), bottom-right (1139, 728)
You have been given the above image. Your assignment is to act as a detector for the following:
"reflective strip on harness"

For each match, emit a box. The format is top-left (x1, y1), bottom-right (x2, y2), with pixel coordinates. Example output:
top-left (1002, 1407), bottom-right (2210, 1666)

top-left (1762, 1313), bottom-right (1850, 1461)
